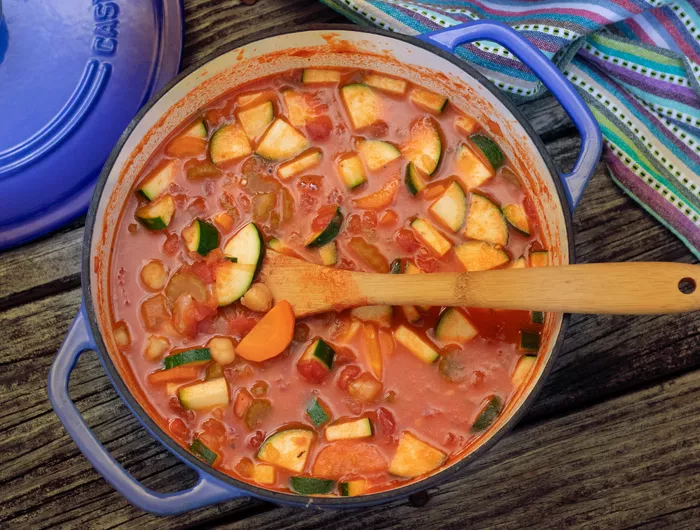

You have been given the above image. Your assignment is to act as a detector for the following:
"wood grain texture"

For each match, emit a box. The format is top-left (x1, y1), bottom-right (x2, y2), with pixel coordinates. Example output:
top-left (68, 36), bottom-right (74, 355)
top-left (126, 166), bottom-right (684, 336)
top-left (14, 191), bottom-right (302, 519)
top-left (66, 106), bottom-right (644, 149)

top-left (261, 252), bottom-right (700, 315)
top-left (1, 0), bottom-right (699, 529)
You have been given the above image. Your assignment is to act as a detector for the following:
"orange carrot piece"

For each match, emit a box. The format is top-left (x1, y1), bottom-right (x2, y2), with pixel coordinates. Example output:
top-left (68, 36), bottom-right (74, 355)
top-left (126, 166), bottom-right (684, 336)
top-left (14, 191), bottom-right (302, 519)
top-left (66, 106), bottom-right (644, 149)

top-left (147, 364), bottom-right (203, 385)
top-left (214, 212), bottom-right (235, 232)
top-left (165, 136), bottom-right (207, 158)
top-left (352, 179), bottom-right (399, 209)
top-left (236, 300), bottom-right (295, 362)
top-left (312, 441), bottom-right (387, 479)
top-left (423, 183), bottom-right (447, 200)
top-left (363, 324), bottom-right (383, 380)
top-left (378, 210), bottom-right (398, 226)
top-left (378, 328), bottom-right (395, 357)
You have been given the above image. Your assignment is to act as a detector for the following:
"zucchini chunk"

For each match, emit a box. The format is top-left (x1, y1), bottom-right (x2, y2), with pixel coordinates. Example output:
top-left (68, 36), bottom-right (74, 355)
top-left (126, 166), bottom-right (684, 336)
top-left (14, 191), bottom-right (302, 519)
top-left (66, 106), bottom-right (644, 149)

top-left (512, 354), bottom-right (537, 387)
top-left (510, 257), bottom-right (527, 269)
top-left (278, 149), bottom-right (322, 180)
top-left (429, 181), bottom-right (467, 232)
top-left (341, 84), bottom-right (381, 130)
top-left (503, 203), bottom-right (530, 235)
top-left (455, 241), bottom-right (510, 271)
top-left (257, 428), bottom-right (315, 472)
top-left (164, 348), bottom-right (211, 369)
top-left (409, 87), bottom-right (448, 113)
top-left (283, 89), bottom-right (314, 127)
top-left (394, 325), bottom-right (438, 363)
top-left (253, 464), bottom-right (276, 485)
top-left (137, 160), bottom-right (176, 201)
top-left (289, 476), bottom-right (335, 495)
top-left (411, 217), bottom-right (453, 257)
top-left (325, 418), bottom-right (373, 441)
top-left (455, 114), bottom-right (479, 136)
top-left (403, 118), bottom-right (442, 176)
top-left (389, 258), bottom-right (402, 274)
top-left (519, 330), bottom-right (540, 352)
top-left (237, 100), bottom-right (274, 140)
top-left (530, 250), bottom-right (549, 267)
top-left (470, 133), bottom-right (505, 170)
top-left (216, 223), bottom-right (263, 305)
top-left (182, 219), bottom-right (219, 256)
top-left (389, 431), bottom-right (446, 478)
top-left (305, 207), bottom-right (343, 248)
top-left (190, 438), bottom-right (218, 465)
top-left (319, 241), bottom-right (338, 266)
top-left (135, 194), bottom-right (175, 230)
top-left (350, 305), bottom-right (393, 327)
top-left (531, 311), bottom-right (545, 324)
top-left (181, 118), bottom-right (208, 139)
top-left (302, 69), bottom-right (342, 84)
top-left (465, 194), bottom-right (509, 246)
top-left (405, 162), bottom-right (427, 195)
top-left (179, 378), bottom-right (230, 410)
top-left (256, 118), bottom-right (308, 161)
top-left (306, 397), bottom-right (331, 427)
top-left (339, 479), bottom-right (368, 497)
top-left (337, 154), bottom-right (367, 189)
top-left (455, 144), bottom-right (494, 189)
top-left (209, 124), bottom-right (252, 165)
top-left (237, 91), bottom-right (265, 107)
top-left (364, 74), bottom-right (407, 95)
top-left (471, 396), bottom-right (503, 432)
top-left (300, 339), bottom-right (336, 370)
top-left (435, 309), bottom-right (478, 343)
top-left (358, 140), bottom-right (401, 171)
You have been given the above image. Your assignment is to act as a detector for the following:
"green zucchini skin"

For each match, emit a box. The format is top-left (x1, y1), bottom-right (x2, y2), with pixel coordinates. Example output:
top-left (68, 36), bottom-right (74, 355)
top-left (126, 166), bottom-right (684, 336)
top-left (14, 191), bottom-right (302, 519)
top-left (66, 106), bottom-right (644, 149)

top-left (289, 476), bottom-right (335, 495)
top-left (306, 208), bottom-right (343, 248)
top-left (470, 133), bottom-right (505, 170)
top-left (164, 348), bottom-right (212, 370)
top-left (190, 438), bottom-right (218, 465)
top-left (471, 396), bottom-right (503, 432)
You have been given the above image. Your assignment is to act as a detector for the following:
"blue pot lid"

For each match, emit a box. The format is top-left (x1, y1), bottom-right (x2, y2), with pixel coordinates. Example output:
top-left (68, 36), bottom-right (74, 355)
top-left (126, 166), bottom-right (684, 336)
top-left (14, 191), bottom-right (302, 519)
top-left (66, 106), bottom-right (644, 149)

top-left (0, 0), bottom-right (183, 250)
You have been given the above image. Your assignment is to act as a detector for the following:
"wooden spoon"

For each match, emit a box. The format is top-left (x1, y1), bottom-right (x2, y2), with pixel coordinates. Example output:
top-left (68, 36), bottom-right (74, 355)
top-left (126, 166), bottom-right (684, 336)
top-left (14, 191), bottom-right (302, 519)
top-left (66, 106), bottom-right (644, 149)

top-left (259, 250), bottom-right (700, 318)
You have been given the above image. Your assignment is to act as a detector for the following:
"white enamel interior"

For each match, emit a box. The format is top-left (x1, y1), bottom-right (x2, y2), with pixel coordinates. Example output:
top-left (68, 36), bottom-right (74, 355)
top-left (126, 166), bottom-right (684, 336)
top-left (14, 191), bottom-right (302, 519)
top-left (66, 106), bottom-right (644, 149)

top-left (90, 28), bottom-right (570, 492)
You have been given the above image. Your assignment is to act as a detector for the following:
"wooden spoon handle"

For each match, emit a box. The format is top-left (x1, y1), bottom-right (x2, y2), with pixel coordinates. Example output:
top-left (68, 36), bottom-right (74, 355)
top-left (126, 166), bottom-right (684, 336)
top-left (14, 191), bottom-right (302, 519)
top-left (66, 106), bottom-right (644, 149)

top-left (358, 262), bottom-right (700, 314)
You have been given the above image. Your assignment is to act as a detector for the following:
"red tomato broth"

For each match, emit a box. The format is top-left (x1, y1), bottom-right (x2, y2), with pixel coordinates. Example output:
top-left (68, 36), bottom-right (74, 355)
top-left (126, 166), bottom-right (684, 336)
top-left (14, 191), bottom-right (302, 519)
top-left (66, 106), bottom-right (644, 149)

top-left (109, 67), bottom-right (549, 495)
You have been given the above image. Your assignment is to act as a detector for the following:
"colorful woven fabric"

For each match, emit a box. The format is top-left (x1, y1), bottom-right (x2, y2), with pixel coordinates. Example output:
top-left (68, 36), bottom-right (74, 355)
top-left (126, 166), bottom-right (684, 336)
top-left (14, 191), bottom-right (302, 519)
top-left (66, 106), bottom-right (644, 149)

top-left (321, 0), bottom-right (700, 258)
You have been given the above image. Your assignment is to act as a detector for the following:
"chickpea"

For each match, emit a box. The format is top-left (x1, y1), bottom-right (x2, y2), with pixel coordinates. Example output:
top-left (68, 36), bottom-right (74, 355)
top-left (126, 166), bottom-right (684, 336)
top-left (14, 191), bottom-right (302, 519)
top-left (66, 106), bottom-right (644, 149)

top-left (114, 321), bottom-right (131, 350)
top-left (240, 283), bottom-right (273, 312)
top-left (141, 260), bottom-right (168, 291)
top-left (208, 337), bottom-right (236, 365)
top-left (145, 335), bottom-right (170, 361)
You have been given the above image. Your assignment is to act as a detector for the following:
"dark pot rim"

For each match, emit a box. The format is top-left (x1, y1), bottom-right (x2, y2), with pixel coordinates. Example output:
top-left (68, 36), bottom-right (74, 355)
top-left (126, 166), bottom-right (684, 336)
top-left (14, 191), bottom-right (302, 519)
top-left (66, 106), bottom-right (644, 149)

top-left (82, 23), bottom-right (575, 508)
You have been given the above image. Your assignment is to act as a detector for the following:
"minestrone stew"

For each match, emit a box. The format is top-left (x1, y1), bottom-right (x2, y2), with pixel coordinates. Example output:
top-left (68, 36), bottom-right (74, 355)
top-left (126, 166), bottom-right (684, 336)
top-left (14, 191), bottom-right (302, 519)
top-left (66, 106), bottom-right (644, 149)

top-left (110, 67), bottom-right (550, 496)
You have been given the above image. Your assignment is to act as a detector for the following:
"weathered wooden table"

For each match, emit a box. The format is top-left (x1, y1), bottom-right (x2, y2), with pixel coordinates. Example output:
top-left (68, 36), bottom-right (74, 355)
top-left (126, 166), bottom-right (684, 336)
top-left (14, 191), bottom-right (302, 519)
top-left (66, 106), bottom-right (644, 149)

top-left (1, 1), bottom-right (699, 528)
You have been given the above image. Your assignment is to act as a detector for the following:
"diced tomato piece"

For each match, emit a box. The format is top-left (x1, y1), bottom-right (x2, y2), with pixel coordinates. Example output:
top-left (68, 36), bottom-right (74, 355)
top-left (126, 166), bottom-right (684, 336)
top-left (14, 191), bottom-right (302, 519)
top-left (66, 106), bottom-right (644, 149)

top-left (347, 372), bottom-right (383, 402)
top-left (365, 120), bottom-right (389, 138)
top-left (334, 346), bottom-right (356, 366)
top-left (169, 418), bottom-right (190, 440)
top-left (235, 457), bottom-right (255, 477)
top-left (312, 441), bottom-right (387, 479)
top-left (186, 159), bottom-right (222, 180)
top-left (234, 388), bottom-right (253, 418)
top-left (305, 115), bottom-right (333, 141)
top-left (347, 213), bottom-right (362, 234)
top-left (191, 260), bottom-right (216, 284)
top-left (311, 204), bottom-right (339, 232)
top-left (297, 359), bottom-right (330, 383)
top-left (198, 432), bottom-right (222, 451)
top-left (163, 233), bottom-right (180, 255)
top-left (172, 294), bottom-right (199, 337)
top-left (337, 365), bottom-right (361, 390)
top-left (362, 211), bottom-right (378, 229)
top-left (375, 407), bottom-right (396, 437)
top-left (247, 430), bottom-right (265, 449)
top-left (395, 228), bottom-right (420, 253)
top-left (416, 251), bottom-right (439, 273)
top-left (202, 418), bottom-right (227, 438)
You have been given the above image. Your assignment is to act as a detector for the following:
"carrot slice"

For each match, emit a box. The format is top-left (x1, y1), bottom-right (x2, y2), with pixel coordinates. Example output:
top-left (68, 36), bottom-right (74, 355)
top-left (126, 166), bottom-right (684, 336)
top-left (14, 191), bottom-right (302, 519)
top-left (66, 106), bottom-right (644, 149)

top-left (236, 300), bottom-right (295, 362)
top-left (352, 179), bottom-right (399, 209)
top-left (165, 136), bottom-right (208, 158)
top-left (313, 441), bottom-right (387, 479)
top-left (147, 364), bottom-right (203, 385)
top-left (363, 324), bottom-right (383, 380)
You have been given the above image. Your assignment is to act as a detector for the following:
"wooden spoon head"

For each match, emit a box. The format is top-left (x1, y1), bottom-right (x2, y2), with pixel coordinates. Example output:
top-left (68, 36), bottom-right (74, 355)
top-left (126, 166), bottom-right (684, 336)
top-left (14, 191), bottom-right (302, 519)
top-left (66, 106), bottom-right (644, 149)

top-left (258, 250), bottom-right (364, 318)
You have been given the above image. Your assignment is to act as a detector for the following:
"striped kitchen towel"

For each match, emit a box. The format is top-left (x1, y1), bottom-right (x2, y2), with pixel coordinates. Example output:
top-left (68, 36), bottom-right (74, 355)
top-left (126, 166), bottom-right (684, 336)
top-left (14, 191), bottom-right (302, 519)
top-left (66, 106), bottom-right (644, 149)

top-left (321, 0), bottom-right (700, 258)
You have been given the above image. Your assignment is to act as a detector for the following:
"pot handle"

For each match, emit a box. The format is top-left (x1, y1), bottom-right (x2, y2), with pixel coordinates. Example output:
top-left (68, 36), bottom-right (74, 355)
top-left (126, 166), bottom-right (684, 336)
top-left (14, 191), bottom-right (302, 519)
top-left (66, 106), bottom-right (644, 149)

top-left (48, 305), bottom-right (244, 515)
top-left (418, 21), bottom-right (602, 211)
